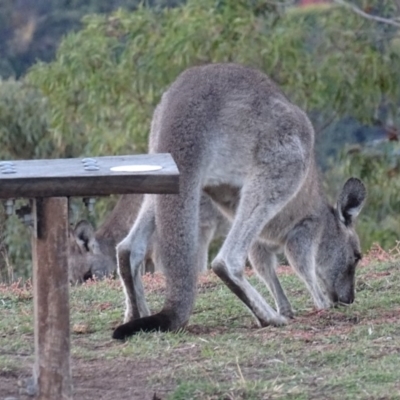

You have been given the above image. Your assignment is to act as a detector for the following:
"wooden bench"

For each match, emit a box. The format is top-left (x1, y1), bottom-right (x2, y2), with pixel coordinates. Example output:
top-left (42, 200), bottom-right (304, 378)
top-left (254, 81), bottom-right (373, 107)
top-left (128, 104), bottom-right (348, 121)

top-left (0, 154), bottom-right (179, 400)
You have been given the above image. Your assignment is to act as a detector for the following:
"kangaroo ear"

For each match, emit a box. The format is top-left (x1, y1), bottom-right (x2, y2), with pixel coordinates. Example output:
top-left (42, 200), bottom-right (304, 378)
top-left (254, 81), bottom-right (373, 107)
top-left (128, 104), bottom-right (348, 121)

top-left (73, 220), bottom-right (97, 253)
top-left (337, 178), bottom-right (366, 226)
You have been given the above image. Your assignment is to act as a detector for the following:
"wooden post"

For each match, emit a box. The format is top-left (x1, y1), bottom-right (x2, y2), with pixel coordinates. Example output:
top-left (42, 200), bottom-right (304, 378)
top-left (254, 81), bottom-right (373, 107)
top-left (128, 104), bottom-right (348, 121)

top-left (31, 197), bottom-right (72, 400)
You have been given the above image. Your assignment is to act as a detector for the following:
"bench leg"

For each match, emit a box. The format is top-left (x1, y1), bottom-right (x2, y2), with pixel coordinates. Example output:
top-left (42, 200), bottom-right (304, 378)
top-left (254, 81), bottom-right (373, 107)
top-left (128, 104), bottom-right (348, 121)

top-left (31, 197), bottom-right (72, 400)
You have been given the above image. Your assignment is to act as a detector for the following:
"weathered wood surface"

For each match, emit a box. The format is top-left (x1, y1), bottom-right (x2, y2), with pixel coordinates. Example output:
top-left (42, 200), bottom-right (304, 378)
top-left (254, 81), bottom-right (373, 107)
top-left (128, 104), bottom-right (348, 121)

top-left (32, 197), bottom-right (72, 400)
top-left (0, 153), bottom-right (179, 198)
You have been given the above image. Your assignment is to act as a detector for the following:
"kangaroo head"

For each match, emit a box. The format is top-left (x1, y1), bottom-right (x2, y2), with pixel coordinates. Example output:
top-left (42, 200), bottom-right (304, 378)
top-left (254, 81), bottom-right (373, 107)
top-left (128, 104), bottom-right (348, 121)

top-left (68, 220), bottom-right (115, 283)
top-left (317, 178), bottom-right (366, 305)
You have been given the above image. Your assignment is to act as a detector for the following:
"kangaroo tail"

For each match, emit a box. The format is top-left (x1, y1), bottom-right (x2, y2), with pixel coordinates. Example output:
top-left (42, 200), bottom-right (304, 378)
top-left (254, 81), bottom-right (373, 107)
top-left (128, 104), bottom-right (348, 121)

top-left (112, 311), bottom-right (174, 339)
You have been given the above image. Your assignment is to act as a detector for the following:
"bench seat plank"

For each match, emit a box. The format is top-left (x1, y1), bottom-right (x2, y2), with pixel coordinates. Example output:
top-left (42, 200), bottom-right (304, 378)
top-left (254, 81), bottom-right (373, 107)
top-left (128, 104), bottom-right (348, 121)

top-left (0, 153), bottom-right (179, 198)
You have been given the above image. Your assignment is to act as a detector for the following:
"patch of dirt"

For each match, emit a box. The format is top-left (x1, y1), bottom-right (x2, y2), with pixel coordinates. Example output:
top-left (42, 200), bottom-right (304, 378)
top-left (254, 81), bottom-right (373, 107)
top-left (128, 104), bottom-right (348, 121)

top-left (139, 271), bottom-right (221, 295)
top-left (363, 270), bottom-right (392, 279)
top-left (298, 309), bottom-right (361, 325)
top-left (0, 366), bottom-right (31, 400)
top-left (249, 307), bottom-right (400, 345)
top-left (0, 358), bottom-right (171, 400)
top-left (364, 309), bottom-right (400, 325)
top-left (186, 323), bottom-right (231, 336)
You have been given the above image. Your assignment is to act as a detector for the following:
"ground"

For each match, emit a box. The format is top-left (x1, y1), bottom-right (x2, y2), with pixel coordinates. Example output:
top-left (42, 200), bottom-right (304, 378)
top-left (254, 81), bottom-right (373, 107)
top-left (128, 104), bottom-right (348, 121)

top-left (1, 244), bottom-right (400, 400)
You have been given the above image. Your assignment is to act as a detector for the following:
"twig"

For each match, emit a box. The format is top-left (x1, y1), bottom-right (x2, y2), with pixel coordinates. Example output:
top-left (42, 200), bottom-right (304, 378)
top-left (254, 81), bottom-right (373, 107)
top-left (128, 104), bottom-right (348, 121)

top-left (236, 357), bottom-right (246, 385)
top-left (333, 0), bottom-right (400, 28)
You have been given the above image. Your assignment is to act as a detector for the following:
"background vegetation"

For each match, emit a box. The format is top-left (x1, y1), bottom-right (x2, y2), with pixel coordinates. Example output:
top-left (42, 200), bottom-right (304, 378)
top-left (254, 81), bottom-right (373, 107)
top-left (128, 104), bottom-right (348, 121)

top-left (0, 0), bottom-right (399, 281)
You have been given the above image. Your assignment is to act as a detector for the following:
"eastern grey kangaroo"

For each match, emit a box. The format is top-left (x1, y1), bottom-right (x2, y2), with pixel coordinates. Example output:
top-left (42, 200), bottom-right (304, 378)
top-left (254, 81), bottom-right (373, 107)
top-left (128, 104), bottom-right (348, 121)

top-left (68, 194), bottom-right (144, 284)
top-left (68, 193), bottom-right (228, 284)
top-left (113, 63), bottom-right (366, 340)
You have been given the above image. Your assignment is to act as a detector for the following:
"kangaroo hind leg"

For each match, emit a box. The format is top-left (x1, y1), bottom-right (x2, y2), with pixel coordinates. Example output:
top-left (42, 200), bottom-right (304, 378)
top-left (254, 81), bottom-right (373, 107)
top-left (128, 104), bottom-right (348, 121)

top-left (116, 195), bottom-right (155, 324)
top-left (113, 176), bottom-right (202, 339)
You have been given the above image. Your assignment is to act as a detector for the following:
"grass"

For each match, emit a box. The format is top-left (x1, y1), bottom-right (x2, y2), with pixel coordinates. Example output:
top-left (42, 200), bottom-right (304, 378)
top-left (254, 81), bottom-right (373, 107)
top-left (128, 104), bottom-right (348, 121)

top-left (1, 244), bottom-right (400, 399)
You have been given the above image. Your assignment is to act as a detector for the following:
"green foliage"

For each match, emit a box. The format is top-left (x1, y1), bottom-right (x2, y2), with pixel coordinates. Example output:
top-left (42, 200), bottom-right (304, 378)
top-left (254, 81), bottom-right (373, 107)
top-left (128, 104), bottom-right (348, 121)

top-left (0, 79), bottom-right (54, 159)
top-left (26, 0), bottom-right (400, 158)
top-left (1, 0), bottom-right (400, 280)
top-left (0, 79), bottom-right (116, 282)
top-left (0, 80), bottom-right (53, 281)
top-left (24, 0), bottom-right (400, 256)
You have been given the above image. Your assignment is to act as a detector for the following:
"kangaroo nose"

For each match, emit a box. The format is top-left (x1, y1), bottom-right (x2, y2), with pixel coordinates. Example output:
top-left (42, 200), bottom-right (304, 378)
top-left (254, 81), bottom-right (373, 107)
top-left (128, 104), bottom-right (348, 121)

top-left (338, 293), bottom-right (354, 305)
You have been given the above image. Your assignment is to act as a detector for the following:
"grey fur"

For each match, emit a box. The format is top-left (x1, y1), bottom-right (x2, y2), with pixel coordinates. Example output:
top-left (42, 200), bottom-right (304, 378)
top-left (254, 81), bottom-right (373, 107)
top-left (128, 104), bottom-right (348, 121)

top-left (68, 193), bottom-right (228, 285)
top-left (113, 63), bottom-right (366, 338)
top-left (68, 194), bottom-right (144, 284)
top-left (116, 192), bottom-right (229, 322)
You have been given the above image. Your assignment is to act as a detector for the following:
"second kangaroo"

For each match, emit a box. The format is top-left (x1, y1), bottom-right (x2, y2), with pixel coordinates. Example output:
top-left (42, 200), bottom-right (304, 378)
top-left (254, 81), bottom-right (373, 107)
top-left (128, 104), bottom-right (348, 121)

top-left (113, 63), bottom-right (366, 339)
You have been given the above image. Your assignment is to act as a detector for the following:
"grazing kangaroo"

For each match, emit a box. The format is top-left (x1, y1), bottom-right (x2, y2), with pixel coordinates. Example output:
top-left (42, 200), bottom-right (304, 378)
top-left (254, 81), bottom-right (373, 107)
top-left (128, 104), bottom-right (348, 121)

top-left (68, 194), bottom-right (144, 284)
top-left (113, 63), bottom-right (366, 340)
top-left (68, 193), bottom-right (228, 284)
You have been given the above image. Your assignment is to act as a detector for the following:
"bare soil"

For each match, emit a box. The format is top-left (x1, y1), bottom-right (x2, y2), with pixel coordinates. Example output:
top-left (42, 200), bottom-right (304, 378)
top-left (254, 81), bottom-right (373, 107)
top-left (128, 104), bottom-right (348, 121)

top-left (1, 357), bottom-right (169, 400)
